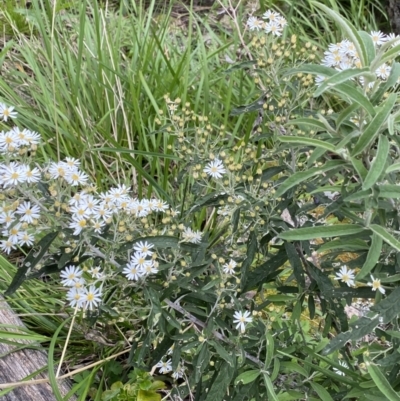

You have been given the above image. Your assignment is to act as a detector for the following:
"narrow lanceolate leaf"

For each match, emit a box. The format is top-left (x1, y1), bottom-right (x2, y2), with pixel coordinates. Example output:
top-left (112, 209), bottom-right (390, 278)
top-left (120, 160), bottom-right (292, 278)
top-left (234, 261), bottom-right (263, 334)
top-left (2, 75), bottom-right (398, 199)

top-left (284, 64), bottom-right (336, 79)
top-left (322, 316), bottom-right (380, 355)
top-left (275, 160), bottom-right (344, 197)
top-left (356, 233), bottom-right (383, 280)
top-left (313, 3), bottom-right (367, 66)
top-left (370, 287), bottom-right (400, 323)
top-left (352, 93), bottom-right (397, 156)
top-left (366, 358), bottom-right (400, 401)
top-left (310, 382), bottom-right (334, 401)
top-left (358, 31), bottom-right (376, 66)
top-left (262, 373), bottom-right (279, 401)
top-left (278, 224), bottom-right (364, 241)
top-left (386, 162), bottom-right (400, 174)
top-left (370, 224), bottom-right (400, 252)
top-left (362, 135), bottom-right (389, 190)
top-left (334, 83), bottom-right (375, 117)
top-left (378, 184), bottom-right (400, 198)
top-left (314, 68), bottom-right (372, 97)
top-left (286, 117), bottom-right (330, 132)
top-left (234, 370), bottom-right (261, 386)
top-left (278, 136), bottom-right (337, 152)
top-left (204, 361), bottom-right (236, 401)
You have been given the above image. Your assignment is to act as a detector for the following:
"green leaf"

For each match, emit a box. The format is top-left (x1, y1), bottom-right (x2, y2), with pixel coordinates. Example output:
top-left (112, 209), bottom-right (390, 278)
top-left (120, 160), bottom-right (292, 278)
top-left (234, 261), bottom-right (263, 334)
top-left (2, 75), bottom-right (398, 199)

top-left (234, 370), bottom-right (261, 385)
top-left (278, 136), bottom-right (337, 152)
top-left (352, 94), bottom-right (396, 156)
top-left (370, 287), bottom-right (400, 323)
top-left (137, 389), bottom-right (161, 401)
top-left (358, 31), bottom-right (376, 66)
top-left (334, 83), bottom-right (376, 116)
top-left (275, 160), bottom-right (344, 197)
top-left (209, 340), bottom-right (235, 367)
top-left (262, 372), bottom-right (279, 401)
top-left (241, 230), bottom-right (258, 291)
top-left (314, 67), bottom-right (372, 97)
top-left (278, 224), bottom-right (364, 241)
top-left (385, 162), bottom-right (400, 174)
top-left (265, 332), bottom-right (275, 369)
top-left (285, 242), bottom-right (305, 288)
top-left (321, 316), bottom-right (380, 355)
top-left (336, 103), bottom-right (360, 129)
top-left (204, 361), bottom-right (236, 401)
top-left (312, 3), bottom-right (367, 66)
top-left (356, 233), bottom-right (383, 280)
top-left (286, 117), bottom-right (334, 133)
top-left (310, 382), bottom-right (334, 401)
top-left (378, 184), bottom-right (400, 198)
top-left (350, 157), bottom-right (368, 181)
top-left (362, 135), bottom-right (389, 190)
top-left (370, 224), bottom-right (400, 252)
top-left (317, 238), bottom-right (369, 252)
top-left (284, 64), bottom-right (336, 79)
top-left (365, 358), bottom-right (400, 401)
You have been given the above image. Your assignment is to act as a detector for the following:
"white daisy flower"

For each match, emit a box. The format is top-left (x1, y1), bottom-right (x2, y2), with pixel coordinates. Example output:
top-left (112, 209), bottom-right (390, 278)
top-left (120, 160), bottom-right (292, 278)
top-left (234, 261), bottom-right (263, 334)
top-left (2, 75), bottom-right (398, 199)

top-left (92, 219), bottom-right (105, 233)
top-left (48, 162), bottom-right (68, 179)
top-left (16, 201), bottom-right (41, 224)
top-left (0, 239), bottom-right (16, 254)
top-left (130, 251), bottom-right (151, 270)
top-left (152, 199), bottom-right (169, 212)
top-left (203, 159), bottom-right (226, 179)
top-left (122, 262), bottom-right (145, 281)
top-left (333, 360), bottom-right (349, 375)
top-left (334, 265), bottom-right (355, 287)
top-left (88, 266), bottom-right (103, 279)
top-left (17, 231), bottom-right (35, 247)
top-left (81, 285), bottom-right (102, 310)
top-left (367, 275), bottom-right (385, 294)
top-left (23, 166), bottom-right (41, 184)
top-left (265, 21), bottom-right (283, 37)
top-left (375, 63), bottom-right (391, 80)
top-left (233, 310), bottom-right (253, 333)
top-left (65, 169), bottom-right (89, 186)
top-left (2, 223), bottom-right (22, 244)
top-left (0, 211), bottom-right (15, 227)
top-left (142, 260), bottom-right (158, 276)
top-left (69, 217), bottom-right (88, 235)
top-left (66, 287), bottom-right (85, 308)
top-left (0, 104), bottom-right (17, 122)
top-left (0, 130), bottom-right (19, 152)
top-left (370, 31), bottom-right (388, 46)
top-left (1, 163), bottom-right (26, 187)
top-left (60, 265), bottom-right (83, 287)
top-left (223, 259), bottom-right (237, 274)
top-left (247, 16), bottom-right (264, 31)
top-left (181, 227), bottom-right (203, 244)
top-left (133, 241), bottom-right (154, 257)
top-left (172, 364), bottom-right (186, 380)
top-left (156, 359), bottom-right (172, 374)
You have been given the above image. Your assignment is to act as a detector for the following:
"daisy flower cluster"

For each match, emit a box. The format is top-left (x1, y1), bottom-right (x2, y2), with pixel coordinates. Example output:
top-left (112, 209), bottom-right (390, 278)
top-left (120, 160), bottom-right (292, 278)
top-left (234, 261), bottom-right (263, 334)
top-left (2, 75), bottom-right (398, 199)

top-left (155, 358), bottom-right (186, 380)
top-left (247, 10), bottom-right (287, 36)
top-left (61, 265), bottom-right (103, 310)
top-left (334, 266), bottom-right (385, 294)
top-left (122, 241), bottom-right (158, 280)
top-left (317, 31), bottom-right (400, 87)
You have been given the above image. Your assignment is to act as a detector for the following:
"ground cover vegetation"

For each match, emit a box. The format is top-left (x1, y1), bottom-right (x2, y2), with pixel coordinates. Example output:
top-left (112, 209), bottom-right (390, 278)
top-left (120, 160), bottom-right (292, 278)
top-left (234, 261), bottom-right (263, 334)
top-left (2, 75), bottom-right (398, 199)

top-left (1, 0), bottom-right (400, 400)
